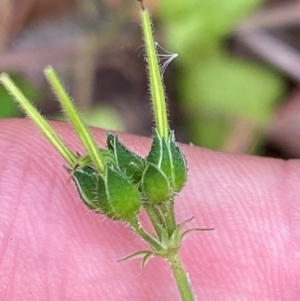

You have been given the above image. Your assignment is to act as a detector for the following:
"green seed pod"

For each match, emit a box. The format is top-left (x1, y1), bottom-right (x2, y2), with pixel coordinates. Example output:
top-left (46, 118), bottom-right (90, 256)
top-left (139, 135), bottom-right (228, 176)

top-left (96, 173), bottom-right (117, 219)
top-left (107, 133), bottom-right (144, 183)
top-left (142, 162), bottom-right (172, 204)
top-left (146, 129), bottom-right (187, 194)
top-left (70, 161), bottom-right (141, 222)
top-left (70, 165), bottom-right (115, 218)
top-left (105, 166), bottom-right (142, 222)
top-left (168, 131), bottom-right (187, 193)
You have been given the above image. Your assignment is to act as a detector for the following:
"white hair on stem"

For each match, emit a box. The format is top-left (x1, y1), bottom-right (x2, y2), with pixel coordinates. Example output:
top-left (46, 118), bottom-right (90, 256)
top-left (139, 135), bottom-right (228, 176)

top-left (155, 42), bottom-right (178, 76)
top-left (136, 42), bottom-right (178, 76)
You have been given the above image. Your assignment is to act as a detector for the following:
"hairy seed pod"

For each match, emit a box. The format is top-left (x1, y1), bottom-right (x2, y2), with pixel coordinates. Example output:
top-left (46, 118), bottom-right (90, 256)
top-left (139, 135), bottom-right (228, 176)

top-left (145, 129), bottom-right (187, 199)
top-left (142, 162), bottom-right (172, 204)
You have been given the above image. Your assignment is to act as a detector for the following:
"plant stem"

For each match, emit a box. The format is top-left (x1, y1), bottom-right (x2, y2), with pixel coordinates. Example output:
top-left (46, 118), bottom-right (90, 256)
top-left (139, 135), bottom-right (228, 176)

top-left (143, 203), bottom-right (165, 239)
top-left (167, 200), bottom-right (176, 230)
top-left (167, 253), bottom-right (197, 301)
top-left (152, 204), bottom-right (167, 230)
top-left (160, 200), bottom-right (176, 236)
top-left (129, 218), bottom-right (162, 251)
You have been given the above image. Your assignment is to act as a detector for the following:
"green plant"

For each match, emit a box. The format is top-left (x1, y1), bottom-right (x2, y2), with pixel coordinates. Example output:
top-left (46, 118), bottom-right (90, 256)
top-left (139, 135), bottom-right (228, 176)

top-left (0, 2), bottom-right (212, 300)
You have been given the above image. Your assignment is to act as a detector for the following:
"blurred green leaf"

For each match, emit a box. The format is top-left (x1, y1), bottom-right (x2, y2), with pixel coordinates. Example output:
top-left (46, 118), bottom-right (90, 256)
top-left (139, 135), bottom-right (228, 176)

top-left (183, 52), bottom-right (286, 149)
top-left (184, 52), bottom-right (285, 122)
top-left (80, 105), bottom-right (125, 131)
top-left (160, 0), bottom-right (262, 57)
top-left (159, 0), bottom-right (287, 152)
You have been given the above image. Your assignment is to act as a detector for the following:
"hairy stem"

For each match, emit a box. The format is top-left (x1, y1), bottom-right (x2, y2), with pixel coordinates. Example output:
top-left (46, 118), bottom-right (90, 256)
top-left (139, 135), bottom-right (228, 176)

top-left (143, 203), bottom-right (166, 240)
top-left (129, 218), bottom-right (162, 251)
top-left (167, 253), bottom-right (197, 301)
top-left (160, 200), bottom-right (176, 237)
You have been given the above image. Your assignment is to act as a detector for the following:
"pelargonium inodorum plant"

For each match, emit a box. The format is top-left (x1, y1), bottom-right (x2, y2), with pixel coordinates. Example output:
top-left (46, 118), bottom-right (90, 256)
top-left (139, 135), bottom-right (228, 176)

top-left (0, 1), bottom-right (213, 300)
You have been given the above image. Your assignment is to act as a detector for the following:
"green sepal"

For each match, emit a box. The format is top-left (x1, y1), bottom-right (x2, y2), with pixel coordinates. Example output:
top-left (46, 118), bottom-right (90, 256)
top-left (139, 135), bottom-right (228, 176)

top-left (146, 128), bottom-right (163, 167)
top-left (168, 131), bottom-right (187, 192)
top-left (107, 133), bottom-right (144, 183)
top-left (147, 129), bottom-right (174, 179)
top-left (68, 165), bottom-right (114, 217)
top-left (106, 166), bottom-right (141, 222)
top-left (68, 165), bottom-right (99, 211)
top-left (142, 162), bottom-right (172, 204)
top-left (75, 148), bottom-right (116, 170)
top-left (97, 174), bottom-right (117, 219)
top-left (99, 148), bottom-right (116, 166)
top-left (147, 128), bottom-right (187, 193)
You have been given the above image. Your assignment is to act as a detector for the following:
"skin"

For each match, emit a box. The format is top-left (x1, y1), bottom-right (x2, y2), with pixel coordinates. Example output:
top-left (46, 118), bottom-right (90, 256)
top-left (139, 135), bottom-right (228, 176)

top-left (0, 119), bottom-right (299, 301)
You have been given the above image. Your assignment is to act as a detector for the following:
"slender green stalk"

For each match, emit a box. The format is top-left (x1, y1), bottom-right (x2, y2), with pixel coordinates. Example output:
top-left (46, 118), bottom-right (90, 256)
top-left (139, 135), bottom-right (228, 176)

top-left (0, 73), bottom-right (77, 167)
top-left (167, 200), bottom-right (176, 230)
top-left (167, 253), bottom-right (197, 301)
top-left (44, 67), bottom-right (105, 173)
top-left (143, 203), bottom-right (165, 239)
top-left (151, 204), bottom-right (167, 230)
top-left (141, 8), bottom-right (169, 139)
top-left (160, 200), bottom-right (176, 237)
top-left (129, 218), bottom-right (162, 251)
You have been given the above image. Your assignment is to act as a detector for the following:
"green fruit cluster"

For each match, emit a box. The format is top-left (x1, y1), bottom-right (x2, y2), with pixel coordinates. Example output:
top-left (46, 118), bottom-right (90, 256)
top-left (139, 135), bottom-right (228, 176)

top-left (70, 129), bottom-right (187, 222)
